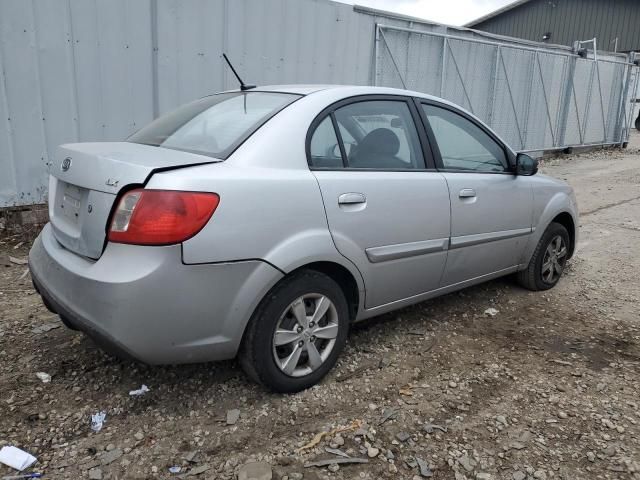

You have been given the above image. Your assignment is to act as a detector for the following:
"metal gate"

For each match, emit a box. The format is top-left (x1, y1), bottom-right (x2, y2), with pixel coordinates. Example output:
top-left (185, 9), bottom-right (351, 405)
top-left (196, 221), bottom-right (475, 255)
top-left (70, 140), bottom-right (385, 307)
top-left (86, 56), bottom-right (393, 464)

top-left (375, 24), bottom-right (639, 153)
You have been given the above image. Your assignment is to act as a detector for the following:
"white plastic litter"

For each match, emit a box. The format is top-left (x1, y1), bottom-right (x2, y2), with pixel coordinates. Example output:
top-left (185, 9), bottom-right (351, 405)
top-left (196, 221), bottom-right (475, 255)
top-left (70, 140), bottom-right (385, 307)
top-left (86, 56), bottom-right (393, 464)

top-left (0, 446), bottom-right (37, 471)
top-left (35, 372), bottom-right (51, 383)
top-left (90, 411), bottom-right (107, 432)
top-left (484, 308), bottom-right (499, 317)
top-left (169, 466), bottom-right (181, 474)
top-left (128, 385), bottom-right (150, 396)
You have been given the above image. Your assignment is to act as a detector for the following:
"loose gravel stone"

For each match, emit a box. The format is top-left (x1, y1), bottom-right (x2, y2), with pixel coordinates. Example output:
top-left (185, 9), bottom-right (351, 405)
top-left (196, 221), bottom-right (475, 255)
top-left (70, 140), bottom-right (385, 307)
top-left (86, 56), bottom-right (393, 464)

top-left (367, 447), bottom-right (380, 458)
top-left (2, 148), bottom-right (640, 480)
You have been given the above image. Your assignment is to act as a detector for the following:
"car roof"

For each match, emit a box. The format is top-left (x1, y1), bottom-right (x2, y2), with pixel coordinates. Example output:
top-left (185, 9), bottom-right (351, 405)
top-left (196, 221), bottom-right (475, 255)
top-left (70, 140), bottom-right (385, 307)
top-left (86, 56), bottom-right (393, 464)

top-left (251, 84), bottom-right (440, 101)
top-left (253, 85), bottom-right (516, 154)
top-left (254, 84), bottom-right (477, 119)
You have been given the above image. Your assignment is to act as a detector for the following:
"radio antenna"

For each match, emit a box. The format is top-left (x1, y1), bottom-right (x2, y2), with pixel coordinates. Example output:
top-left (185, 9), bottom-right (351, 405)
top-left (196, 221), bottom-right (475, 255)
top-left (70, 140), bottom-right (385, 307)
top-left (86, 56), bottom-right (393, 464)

top-left (222, 53), bottom-right (256, 91)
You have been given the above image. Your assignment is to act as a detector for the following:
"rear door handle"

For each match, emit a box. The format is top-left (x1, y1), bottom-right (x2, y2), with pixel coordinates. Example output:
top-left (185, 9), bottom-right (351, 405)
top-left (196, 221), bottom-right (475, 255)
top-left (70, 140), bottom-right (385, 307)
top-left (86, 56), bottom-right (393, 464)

top-left (459, 188), bottom-right (476, 198)
top-left (338, 192), bottom-right (366, 205)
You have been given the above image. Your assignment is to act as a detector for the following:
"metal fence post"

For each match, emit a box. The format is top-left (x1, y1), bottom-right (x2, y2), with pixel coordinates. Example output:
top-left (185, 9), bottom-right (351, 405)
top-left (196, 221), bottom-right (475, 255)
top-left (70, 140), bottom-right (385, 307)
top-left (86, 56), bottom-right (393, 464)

top-left (624, 61), bottom-right (640, 144)
top-left (373, 24), bottom-right (380, 86)
top-left (440, 37), bottom-right (447, 98)
top-left (613, 59), bottom-right (632, 145)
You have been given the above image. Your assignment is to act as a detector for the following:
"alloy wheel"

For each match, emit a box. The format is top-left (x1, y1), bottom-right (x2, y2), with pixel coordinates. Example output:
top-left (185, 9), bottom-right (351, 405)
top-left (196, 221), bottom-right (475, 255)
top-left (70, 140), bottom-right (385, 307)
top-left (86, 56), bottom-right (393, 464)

top-left (541, 235), bottom-right (567, 284)
top-left (272, 293), bottom-right (339, 377)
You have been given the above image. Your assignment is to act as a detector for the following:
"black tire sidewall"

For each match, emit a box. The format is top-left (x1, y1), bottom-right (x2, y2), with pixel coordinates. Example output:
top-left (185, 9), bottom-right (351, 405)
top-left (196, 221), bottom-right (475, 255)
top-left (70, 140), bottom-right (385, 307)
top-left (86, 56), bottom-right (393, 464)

top-left (532, 223), bottom-right (570, 290)
top-left (248, 271), bottom-right (349, 393)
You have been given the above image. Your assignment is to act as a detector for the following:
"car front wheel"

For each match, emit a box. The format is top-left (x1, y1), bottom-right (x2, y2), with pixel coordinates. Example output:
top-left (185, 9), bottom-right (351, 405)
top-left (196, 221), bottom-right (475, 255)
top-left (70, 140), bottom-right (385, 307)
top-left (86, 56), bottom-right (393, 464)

top-left (239, 270), bottom-right (349, 393)
top-left (517, 222), bottom-right (570, 291)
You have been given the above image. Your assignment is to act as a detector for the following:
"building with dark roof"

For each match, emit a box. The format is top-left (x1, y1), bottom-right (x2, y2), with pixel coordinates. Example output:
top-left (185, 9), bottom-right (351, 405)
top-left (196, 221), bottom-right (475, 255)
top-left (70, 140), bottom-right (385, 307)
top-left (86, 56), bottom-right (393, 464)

top-left (466, 0), bottom-right (640, 53)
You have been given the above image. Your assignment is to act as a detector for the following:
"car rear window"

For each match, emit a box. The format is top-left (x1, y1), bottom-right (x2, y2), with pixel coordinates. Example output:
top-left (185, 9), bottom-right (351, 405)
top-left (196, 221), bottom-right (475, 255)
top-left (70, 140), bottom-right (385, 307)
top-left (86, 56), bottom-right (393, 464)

top-left (128, 92), bottom-right (300, 159)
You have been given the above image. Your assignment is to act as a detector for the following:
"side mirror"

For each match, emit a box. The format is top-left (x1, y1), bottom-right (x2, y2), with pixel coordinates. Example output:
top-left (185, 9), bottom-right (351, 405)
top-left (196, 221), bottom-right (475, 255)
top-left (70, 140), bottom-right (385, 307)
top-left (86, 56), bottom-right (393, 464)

top-left (516, 153), bottom-right (538, 176)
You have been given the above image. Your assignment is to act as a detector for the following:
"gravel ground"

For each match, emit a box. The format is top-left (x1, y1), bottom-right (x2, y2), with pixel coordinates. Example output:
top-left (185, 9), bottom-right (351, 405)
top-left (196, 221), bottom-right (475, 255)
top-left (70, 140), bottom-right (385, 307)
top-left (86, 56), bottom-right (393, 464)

top-left (1, 136), bottom-right (640, 480)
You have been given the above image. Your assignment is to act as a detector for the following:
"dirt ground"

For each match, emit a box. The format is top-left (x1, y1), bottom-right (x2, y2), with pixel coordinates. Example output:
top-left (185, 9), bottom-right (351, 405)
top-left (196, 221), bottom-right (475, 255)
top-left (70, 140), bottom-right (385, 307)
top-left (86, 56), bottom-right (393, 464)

top-left (1, 136), bottom-right (639, 480)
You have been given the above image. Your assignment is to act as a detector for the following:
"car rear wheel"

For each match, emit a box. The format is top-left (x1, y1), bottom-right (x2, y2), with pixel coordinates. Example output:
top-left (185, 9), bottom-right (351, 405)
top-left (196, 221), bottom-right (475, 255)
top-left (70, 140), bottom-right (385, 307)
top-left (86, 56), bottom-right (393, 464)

top-left (239, 270), bottom-right (349, 393)
top-left (517, 222), bottom-right (570, 291)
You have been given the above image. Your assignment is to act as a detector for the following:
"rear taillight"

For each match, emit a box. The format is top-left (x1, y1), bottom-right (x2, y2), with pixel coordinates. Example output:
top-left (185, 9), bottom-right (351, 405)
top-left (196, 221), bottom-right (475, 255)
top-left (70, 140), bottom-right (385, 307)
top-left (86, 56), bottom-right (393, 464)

top-left (108, 189), bottom-right (219, 245)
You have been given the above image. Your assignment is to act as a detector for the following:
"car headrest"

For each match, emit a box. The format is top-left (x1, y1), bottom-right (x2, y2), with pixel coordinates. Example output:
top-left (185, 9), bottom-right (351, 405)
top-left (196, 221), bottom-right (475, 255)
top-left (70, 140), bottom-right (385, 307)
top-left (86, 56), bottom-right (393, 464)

top-left (359, 128), bottom-right (400, 156)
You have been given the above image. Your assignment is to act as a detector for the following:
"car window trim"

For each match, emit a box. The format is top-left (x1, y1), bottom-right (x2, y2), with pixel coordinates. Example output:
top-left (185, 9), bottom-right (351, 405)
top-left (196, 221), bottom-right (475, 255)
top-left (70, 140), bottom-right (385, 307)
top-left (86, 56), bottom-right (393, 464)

top-left (305, 94), bottom-right (438, 172)
top-left (413, 98), bottom-right (516, 175)
top-left (330, 113), bottom-right (349, 168)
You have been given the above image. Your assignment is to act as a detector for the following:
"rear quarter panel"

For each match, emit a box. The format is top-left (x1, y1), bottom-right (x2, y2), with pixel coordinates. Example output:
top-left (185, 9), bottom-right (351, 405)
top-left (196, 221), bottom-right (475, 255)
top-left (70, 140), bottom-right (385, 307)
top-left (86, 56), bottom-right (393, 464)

top-left (145, 90), bottom-right (379, 293)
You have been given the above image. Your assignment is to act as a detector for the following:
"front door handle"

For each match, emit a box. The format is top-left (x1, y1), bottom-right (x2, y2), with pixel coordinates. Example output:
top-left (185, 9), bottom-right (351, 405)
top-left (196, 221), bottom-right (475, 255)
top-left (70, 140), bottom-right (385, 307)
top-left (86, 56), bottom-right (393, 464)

top-left (459, 188), bottom-right (476, 198)
top-left (338, 192), bottom-right (366, 205)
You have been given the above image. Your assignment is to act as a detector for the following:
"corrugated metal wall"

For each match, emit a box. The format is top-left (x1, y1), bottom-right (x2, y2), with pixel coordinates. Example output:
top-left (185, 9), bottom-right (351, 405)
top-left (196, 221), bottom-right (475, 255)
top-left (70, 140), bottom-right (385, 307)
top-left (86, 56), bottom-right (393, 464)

top-left (471, 0), bottom-right (640, 52)
top-left (0, 0), bottom-right (630, 207)
top-left (0, 0), bottom-right (415, 207)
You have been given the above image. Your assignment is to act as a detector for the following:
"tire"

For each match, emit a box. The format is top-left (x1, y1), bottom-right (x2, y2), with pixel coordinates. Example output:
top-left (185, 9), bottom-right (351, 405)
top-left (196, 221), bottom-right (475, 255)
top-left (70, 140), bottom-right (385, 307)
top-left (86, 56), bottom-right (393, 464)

top-left (517, 222), bottom-right (570, 291)
top-left (238, 270), bottom-right (349, 393)
top-left (59, 315), bottom-right (80, 331)
top-left (635, 113), bottom-right (640, 131)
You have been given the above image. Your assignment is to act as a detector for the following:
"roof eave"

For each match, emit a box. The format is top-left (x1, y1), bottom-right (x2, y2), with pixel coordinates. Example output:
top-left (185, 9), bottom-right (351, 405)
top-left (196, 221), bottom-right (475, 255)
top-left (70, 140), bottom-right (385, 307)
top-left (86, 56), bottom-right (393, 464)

top-left (464, 0), bottom-right (533, 27)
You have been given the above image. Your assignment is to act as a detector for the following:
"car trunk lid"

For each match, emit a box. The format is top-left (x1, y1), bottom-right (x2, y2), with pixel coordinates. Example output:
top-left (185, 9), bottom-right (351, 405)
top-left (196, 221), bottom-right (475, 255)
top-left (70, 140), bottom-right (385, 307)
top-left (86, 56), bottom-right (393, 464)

top-left (49, 142), bottom-right (220, 259)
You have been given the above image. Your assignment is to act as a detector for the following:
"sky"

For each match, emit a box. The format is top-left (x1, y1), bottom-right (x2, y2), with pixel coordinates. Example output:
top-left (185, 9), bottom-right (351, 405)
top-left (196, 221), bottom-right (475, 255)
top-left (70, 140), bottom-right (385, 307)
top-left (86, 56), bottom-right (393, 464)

top-left (336, 0), bottom-right (515, 26)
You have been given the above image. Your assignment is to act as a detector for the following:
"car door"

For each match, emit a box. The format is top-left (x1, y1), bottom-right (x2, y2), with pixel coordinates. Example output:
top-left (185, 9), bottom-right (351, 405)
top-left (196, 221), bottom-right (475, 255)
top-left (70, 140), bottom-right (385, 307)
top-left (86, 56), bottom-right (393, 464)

top-left (418, 101), bottom-right (533, 287)
top-left (308, 96), bottom-right (451, 309)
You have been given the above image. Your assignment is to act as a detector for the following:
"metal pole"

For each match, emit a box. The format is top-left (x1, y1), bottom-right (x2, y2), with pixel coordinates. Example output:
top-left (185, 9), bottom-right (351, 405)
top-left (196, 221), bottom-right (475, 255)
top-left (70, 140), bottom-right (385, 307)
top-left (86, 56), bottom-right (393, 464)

top-left (440, 36), bottom-right (446, 98)
top-left (378, 25), bottom-right (636, 66)
top-left (374, 24), bottom-right (380, 86)
top-left (614, 58), bottom-right (633, 146)
top-left (594, 40), bottom-right (608, 143)
top-left (624, 61), bottom-right (639, 144)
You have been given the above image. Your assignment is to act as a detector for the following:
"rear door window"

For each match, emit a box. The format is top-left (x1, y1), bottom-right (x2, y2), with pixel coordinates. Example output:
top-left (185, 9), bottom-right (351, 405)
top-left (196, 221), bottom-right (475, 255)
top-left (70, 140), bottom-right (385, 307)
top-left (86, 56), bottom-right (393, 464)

top-left (334, 100), bottom-right (425, 169)
top-left (128, 92), bottom-right (300, 159)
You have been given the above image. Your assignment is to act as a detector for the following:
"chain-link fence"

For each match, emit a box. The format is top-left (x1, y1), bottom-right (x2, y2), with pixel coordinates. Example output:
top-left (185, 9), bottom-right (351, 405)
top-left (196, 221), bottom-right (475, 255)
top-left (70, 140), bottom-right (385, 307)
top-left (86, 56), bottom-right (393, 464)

top-left (375, 24), bottom-right (639, 153)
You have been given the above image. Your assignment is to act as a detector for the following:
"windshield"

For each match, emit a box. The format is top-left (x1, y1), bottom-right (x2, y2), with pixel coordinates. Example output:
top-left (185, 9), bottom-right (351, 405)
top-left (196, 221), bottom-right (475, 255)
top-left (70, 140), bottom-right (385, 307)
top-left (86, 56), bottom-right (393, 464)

top-left (128, 92), bottom-right (300, 159)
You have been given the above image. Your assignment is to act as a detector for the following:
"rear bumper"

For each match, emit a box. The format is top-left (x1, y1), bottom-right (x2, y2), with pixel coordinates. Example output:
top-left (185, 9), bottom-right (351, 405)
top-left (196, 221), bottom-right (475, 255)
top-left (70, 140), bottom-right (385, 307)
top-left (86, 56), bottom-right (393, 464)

top-left (29, 223), bottom-right (283, 364)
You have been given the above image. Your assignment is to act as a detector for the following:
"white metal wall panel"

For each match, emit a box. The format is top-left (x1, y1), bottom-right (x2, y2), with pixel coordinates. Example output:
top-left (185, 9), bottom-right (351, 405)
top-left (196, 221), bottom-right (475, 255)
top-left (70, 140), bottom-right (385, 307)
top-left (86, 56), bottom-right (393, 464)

top-left (1, 0), bottom-right (49, 205)
top-left (0, 0), bottom-right (635, 207)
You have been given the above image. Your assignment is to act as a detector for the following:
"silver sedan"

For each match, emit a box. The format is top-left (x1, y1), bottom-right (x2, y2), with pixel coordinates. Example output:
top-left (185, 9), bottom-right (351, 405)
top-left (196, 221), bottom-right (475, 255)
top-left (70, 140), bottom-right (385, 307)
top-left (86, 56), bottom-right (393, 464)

top-left (29, 86), bottom-right (579, 392)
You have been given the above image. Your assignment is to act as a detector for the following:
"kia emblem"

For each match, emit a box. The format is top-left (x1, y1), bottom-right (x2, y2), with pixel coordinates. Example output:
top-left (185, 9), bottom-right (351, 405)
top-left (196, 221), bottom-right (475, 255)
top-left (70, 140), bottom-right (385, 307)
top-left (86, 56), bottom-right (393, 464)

top-left (61, 157), bottom-right (72, 172)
